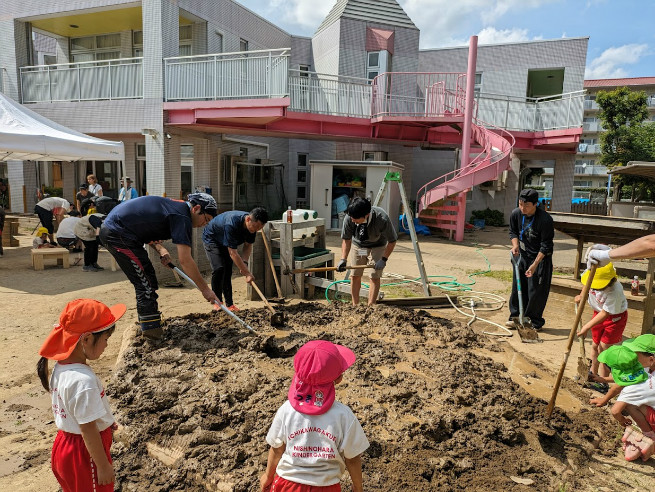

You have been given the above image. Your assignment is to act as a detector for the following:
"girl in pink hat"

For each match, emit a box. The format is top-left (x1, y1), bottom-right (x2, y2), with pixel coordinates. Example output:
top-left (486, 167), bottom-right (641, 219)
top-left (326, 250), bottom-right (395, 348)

top-left (37, 298), bottom-right (125, 492)
top-left (260, 340), bottom-right (369, 492)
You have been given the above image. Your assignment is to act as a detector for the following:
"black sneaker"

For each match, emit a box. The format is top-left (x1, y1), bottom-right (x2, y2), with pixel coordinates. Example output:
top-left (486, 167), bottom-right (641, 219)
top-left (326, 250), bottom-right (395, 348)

top-left (82, 265), bottom-right (99, 272)
top-left (92, 263), bottom-right (104, 271)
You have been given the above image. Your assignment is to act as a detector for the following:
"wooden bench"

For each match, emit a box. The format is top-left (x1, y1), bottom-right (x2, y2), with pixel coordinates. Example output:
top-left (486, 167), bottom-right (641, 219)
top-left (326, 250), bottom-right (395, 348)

top-left (31, 248), bottom-right (70, 270)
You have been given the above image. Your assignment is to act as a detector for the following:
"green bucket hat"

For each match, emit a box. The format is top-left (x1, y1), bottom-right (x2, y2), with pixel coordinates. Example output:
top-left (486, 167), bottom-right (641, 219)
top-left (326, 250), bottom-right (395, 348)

top-left (623, 334), bottom-right (655, 354)
top-left (597, 345), bottom-right (648, 386)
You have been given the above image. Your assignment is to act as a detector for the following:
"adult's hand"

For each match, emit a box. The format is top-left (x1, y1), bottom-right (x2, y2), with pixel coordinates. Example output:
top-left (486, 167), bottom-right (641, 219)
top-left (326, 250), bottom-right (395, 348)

top-left (511, 244), bottom-right (519, 256)
top-left (525, 263), bottom-right (537, 277)
top-left (336, 259), bottom-right (347, 272)
top-left (585, 244), bottom-right (611, 269)
top-left (244, 273), bottom-right (255, 284)
top-left (158, 251), bottom-right (171, 266)
top-left (374, 258), bottom-right (387, 270)
top-left (201, 287), bottom-right (220, 304)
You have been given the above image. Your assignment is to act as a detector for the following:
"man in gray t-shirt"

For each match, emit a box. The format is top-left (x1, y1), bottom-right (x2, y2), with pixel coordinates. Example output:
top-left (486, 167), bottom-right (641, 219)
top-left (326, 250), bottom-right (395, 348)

top-left (339, 197), bottom-right (398, 306)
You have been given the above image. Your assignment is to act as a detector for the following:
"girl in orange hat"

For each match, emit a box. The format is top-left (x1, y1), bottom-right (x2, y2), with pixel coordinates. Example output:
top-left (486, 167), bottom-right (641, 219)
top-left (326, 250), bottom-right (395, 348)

top-left (36, 299), bottom-right (126, 492)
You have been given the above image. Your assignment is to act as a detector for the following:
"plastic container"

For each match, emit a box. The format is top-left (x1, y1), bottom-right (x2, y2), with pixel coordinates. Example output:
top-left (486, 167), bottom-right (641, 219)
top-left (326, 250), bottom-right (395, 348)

top-left (281, 209), bottom-right (309, 223)
top-left (631, 276), bottom-right (640, 296)
top-left (472, 219), bottom-right (485, 229)
top-left (295, 209), bottom-right (318, 219)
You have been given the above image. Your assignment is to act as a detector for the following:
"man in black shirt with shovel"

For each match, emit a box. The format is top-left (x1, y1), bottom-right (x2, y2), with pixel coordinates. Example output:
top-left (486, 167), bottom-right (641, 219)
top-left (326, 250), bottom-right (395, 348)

top-left (508, 188), bottom-right (554, 331)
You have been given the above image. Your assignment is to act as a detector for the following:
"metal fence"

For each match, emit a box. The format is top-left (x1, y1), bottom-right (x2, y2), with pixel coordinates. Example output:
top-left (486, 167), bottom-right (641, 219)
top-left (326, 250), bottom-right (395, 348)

top-left (20, 58), bottom-right (143, 103)
top-left (165, 49), bottom-right (289, 101)
top-left (288, 70), bottom-right (372, 117)
top-left (475, 91), bottom-right (585, 131)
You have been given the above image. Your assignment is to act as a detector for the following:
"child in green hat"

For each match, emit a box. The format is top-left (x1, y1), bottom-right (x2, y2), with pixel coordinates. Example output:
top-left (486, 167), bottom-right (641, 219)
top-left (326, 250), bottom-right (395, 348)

top-left (597, 344), bottom-right (653, 461)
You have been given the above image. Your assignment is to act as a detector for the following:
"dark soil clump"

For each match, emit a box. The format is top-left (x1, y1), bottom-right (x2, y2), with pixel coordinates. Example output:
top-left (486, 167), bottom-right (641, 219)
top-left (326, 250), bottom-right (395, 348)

top-left (110, 303), bottom-right (625, 491)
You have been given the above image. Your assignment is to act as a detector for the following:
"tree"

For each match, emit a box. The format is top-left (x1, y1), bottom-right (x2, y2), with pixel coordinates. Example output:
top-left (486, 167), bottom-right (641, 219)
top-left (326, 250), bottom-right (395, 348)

top-left (596, 87), bottom-right (655, 202)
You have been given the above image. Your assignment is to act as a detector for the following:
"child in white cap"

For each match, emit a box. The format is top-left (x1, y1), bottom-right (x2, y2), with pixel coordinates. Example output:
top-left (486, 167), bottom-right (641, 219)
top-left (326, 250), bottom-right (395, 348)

top-left (37, 298), bottom-right (126, 491)
top-left (260, 340), bottom-right (369, 492)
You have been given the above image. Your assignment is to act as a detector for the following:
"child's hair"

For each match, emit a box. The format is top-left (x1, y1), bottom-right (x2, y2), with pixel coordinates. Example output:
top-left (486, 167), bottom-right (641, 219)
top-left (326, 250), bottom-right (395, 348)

top-left (37, 325), bottom-right (115, 392)
top-left (603, 277), bottom-right (617, 289)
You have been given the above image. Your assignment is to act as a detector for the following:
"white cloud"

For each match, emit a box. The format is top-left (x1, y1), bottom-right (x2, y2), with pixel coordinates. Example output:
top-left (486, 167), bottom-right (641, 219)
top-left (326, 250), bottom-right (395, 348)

top-left (585, 44), bottom-right (648, 79)
top-left (477, 27), bottom-right (543, 44)
top-left (268, 0), bottom-right (335, 31)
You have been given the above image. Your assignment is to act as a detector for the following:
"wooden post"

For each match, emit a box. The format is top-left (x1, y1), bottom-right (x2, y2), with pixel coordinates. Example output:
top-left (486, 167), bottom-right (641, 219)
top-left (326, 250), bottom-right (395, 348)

top-left (574, 237), bottom-right (584, 280)
top-left (642, 258), bottom-right (655, 334)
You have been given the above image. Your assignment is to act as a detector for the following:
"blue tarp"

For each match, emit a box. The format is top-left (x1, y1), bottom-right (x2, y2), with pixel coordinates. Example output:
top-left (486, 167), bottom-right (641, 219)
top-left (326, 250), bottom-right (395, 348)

top-left (399, 214), bottom-right (431, 236)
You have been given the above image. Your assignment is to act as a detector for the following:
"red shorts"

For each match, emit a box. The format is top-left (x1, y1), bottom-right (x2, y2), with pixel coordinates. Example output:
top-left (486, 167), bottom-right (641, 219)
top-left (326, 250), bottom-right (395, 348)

top-left (591, 310), bottom-right (627, 346)
top-left (647, 406), bottom-right (655, 429)
top-left (51, 426), bottom-right (113, 492)
top-left (269, 474), bottom-right (341, 492)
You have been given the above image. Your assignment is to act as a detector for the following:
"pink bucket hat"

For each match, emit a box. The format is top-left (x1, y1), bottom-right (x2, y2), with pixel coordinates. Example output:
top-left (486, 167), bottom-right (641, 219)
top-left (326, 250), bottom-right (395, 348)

top-left (288, 340), bottom-right (356, 416)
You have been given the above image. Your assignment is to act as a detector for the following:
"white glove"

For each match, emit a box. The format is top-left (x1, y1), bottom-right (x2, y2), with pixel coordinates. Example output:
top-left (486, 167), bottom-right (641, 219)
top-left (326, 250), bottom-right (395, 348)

top-left (584, 244), bottom-right (612, 269)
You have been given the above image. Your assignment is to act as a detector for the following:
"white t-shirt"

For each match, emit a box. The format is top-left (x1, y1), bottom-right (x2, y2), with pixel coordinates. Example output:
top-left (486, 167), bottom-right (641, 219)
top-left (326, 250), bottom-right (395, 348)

top-left (37, 197), bottom-right (70, 212)
top-left (617, 368), bottom-right (655, 408)
top-left (88, 183), bottom-right (103, 195)
top-left (266, 400), bottom-right (369, 486)
top-left (588, 281), bottom-right (628, 314)
top-left (56, 217), bottom-right (80, 239)
top-left (49, 363), bottom-right (115, 434)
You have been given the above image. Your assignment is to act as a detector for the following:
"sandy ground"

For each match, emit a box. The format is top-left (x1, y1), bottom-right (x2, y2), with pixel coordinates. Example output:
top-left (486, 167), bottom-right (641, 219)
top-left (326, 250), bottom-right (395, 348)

top-left (1, 216), bottom-right (654, 490)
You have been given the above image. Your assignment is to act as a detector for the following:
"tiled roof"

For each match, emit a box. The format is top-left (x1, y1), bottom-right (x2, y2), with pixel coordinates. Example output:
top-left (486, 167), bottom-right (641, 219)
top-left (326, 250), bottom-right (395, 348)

top-left (584, 77), bottom-right (655, 88)
top-left (316, 0), bottom-right (417, 35)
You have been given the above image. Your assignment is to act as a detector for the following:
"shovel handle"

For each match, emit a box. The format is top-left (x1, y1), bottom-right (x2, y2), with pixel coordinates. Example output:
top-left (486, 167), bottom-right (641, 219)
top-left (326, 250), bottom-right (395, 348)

top-left (166, 263), bottom-right (255, 332)
top-left (291, 265), bottom-right (374, 274)
top-left (250, 281), bottom-right (277, 314)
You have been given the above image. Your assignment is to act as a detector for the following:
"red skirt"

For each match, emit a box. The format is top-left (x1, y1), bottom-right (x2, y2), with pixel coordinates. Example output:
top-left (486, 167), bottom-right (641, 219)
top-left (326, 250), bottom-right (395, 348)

top-left (270, 474), bottom-right (341, 492)
top-left (51, 426), bottom-right (113, 492)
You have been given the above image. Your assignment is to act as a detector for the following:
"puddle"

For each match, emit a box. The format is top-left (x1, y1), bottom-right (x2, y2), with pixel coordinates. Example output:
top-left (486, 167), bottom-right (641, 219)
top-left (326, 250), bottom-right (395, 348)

top-left (477, 346), bottom-right (582, 413)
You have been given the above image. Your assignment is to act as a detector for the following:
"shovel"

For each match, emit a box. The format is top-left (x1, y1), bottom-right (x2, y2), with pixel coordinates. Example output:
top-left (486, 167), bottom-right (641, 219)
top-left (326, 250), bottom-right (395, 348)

top-left (574, 302), bottom-right (590, 384)
top-left (510, 252), bottom-right (541, 343)
top-left (250, 281), bottom-right (286, 326)
top-left (547, 263), bottom-right (597, 419)
top-left (165, 263), bottom-right (255, 332)
top-left (260, 230), bottom-right (286, 303)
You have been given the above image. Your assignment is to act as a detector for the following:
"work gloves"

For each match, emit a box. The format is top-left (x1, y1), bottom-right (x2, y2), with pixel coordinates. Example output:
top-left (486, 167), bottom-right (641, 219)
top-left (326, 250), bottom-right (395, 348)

top-left (374, 258), bottom-right (387, 270)
top-left (337, 259), bottom-right (347, 272)
top-left (585, 244), bottom-right (611, 269)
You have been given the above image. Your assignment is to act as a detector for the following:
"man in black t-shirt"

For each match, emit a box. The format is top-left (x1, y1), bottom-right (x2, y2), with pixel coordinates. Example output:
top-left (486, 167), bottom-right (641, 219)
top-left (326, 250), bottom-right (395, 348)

top-left (508, 189), bottom-right (554, 330)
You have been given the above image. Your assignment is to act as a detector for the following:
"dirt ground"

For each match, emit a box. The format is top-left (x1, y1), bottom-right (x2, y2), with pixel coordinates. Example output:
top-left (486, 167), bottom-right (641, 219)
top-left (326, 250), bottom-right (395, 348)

top-left (1, 216), bottom-right (654, 491)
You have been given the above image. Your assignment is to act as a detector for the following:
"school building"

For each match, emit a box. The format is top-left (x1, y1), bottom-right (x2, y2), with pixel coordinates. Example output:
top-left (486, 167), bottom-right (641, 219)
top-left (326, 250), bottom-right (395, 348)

top-left (0, 0), bottom-right (586, 239)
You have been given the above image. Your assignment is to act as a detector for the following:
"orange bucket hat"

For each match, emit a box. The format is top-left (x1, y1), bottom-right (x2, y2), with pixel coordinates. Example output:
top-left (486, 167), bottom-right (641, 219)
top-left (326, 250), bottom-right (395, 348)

top-left (39, 299), bottom-right (126, 361)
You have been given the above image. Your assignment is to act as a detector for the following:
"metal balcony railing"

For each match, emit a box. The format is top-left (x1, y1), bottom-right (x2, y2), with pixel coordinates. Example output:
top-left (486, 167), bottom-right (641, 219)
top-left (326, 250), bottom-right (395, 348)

top-left (288, 70), bottom-right (372, 118)
top-left (584, 99), bottom-right (599, 110)
top-left (583, 121), bottom-right (603, 132)
top-left (370, 72), bottom-right (467, 118)
top-left (578, 143), bottom-right (601, 154)
top-left (574, 164), bottom-right (608, 175)
top-left (20, 58), bottom-right (143, 103)
top-left (474, 90), bottom-right (585, 131)
top-left (164, 49), bottom-right (289, 101)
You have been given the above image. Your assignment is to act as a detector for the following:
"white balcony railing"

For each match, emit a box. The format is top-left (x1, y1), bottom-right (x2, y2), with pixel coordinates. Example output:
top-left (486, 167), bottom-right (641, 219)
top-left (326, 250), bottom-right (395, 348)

top-left (578, 143), bottom-right (602, 154)
top-left (475, 91), bottom-right (585, 131)
top-left (20, 58), bottom-right (143, 103)
top-left (583, 121), bottom-right (603, 132)
top-left (574, 165), bottom-right (608, 175)
top-left (288, 70), bottom-right (372, 118)
top-left (164, 49), bottom-right (289, 101)
top-left (584, 99), bottom-right (599, 110)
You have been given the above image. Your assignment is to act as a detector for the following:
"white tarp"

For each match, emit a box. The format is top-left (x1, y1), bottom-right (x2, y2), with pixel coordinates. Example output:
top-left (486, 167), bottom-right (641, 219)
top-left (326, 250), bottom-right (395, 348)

top-left (0, 92), bottom-right (124, 162)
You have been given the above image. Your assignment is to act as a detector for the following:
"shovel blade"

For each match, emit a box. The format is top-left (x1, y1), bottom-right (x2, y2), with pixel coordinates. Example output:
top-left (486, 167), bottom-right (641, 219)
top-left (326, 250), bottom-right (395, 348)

top-left (512, 316), bottom-right (542, 343)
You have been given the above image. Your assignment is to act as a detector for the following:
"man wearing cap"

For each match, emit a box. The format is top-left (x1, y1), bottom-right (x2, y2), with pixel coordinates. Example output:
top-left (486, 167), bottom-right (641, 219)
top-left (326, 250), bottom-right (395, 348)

top-left (118, 177), bottom-right (138, 202)
top-left (202, 207), bottom-right (269, 311)
top-left (99, 193), bottom-right (220, 339)
top-left (76, 183), bottom-right (94, 214)
top-left (508, 188), bottom-right (554, 330)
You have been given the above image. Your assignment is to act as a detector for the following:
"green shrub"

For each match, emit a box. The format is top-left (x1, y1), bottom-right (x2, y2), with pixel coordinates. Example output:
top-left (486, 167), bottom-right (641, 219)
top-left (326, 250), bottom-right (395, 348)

top-left (43, 186), bottom-right (63, 197)
top-left (469, 208), bottom-right (505, 227)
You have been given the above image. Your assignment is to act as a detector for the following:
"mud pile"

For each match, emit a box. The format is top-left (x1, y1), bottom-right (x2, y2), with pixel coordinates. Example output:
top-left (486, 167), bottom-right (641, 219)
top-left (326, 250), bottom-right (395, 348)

top-left (110, 303), bottom-right (622, 491)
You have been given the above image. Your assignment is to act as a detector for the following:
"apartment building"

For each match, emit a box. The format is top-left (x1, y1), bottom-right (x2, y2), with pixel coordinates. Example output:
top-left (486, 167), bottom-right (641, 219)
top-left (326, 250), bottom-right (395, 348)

top-left (534, 77), bottom-right (655, 194)
top-left (0, 0), bottom-right (584, 231)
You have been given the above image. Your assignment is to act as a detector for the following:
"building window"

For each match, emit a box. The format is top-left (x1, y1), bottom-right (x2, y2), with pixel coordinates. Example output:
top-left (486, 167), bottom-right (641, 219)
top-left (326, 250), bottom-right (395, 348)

top-left (299, 65), bottom-right (310, 77)
top-left (297, 170), bottom-right (307, 183)
top-left (363, 152), bottom-right (375, 161)
top-left (132, 30), bottom-right (143, 58)
top-left (239, 147), bottom-right (248, 159)
top-left (179, 25), bottom-right (192, 56)
top-left (181, 144), bottom-right (193, 197)
top-left (297, 153), bottom-right (308, 206)
top-left (136, 143), bottom-right (147, 197)
top-left (367, 51), bottom-right (380, 82)
top-left (297, 153), bottom-right (308, 168)
top-left (474, 73), bottom-right (482, 95)
top-left (240, 38), bottom-right (248, 52)
top-left (216, 33), bottom-right (223, 53)
top-left (223, 155), bottom-right (233, 184)
top-left (71, 33), bottom-right (121, 63)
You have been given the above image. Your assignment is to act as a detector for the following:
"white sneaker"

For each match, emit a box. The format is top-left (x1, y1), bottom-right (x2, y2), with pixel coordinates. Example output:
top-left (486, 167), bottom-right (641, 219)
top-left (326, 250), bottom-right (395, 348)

top-left (505, 320), bottom-right (516, 328)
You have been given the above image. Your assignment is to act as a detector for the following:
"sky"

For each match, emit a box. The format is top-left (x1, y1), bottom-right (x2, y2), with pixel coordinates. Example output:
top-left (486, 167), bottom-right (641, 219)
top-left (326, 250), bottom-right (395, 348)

top-left (237, 0), bottom-right (654, 79)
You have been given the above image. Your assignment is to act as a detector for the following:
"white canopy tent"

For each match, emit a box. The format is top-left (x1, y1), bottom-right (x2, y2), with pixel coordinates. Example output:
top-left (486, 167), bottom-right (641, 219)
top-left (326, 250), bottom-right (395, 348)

top-left (0, 92), bottom-right (124, 162)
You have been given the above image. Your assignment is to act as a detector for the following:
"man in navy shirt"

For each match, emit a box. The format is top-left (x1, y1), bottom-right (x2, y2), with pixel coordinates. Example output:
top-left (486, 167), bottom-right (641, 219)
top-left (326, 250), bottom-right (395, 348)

top-left (202, 207), bottom-right (269, 311)
top-left (100, 193), bottom-right (219, 339)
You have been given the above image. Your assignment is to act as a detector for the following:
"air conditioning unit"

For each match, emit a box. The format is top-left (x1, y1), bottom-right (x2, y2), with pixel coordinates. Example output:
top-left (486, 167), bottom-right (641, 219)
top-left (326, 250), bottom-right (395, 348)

top-left (478, 170), bottom-right (508, 191)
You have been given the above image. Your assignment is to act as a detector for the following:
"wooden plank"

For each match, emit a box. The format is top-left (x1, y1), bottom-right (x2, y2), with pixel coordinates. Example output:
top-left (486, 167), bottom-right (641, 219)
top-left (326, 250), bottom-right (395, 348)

top-left (642, 258), bottom-right (655, 335)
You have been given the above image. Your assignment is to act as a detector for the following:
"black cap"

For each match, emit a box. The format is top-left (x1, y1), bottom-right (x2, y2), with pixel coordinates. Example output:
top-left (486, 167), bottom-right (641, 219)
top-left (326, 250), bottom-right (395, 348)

top-left (79, 183), bottom-right (89, 190)
top-left (519, 188), bottom-right (539, 204)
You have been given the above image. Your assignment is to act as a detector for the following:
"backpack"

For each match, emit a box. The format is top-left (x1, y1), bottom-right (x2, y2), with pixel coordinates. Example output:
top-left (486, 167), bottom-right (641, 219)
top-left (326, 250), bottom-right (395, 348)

top-left (95, 196), bottom-right (120, 215)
